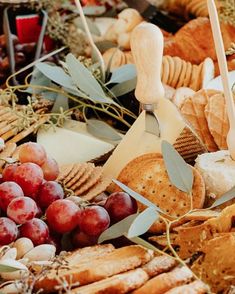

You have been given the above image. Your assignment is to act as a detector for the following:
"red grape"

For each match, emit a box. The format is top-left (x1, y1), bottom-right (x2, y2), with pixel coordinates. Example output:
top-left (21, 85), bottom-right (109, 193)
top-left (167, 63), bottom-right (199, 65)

top-left (7, 197), bottom-right (37, 224)
top-left (19, 142), bottom-right (47, 166)
top-left (19, 218), bottom-right (49, 245)
top-left (37, 181), bottom-right (64, 209)
top-left (0, 182), bottom-right (24, 211)
top-left (46, 199), bottom-right (79, 234)
top-left (41, 157), bottom-right (59, 181)
top-left (72, 228), bottom-right (98, 248)
top-left (14, 163), bottom-right (44, 197)
top-left (2, 164), bottom-right (18, 182)
top-left (79, 206), bottom-right (110, 236)
top-left (0, 217), bottom-right (18, 245)
top-left (35, 204), bottom-right (43, 218)
top-left (104, 192), bottom-right (137, 223)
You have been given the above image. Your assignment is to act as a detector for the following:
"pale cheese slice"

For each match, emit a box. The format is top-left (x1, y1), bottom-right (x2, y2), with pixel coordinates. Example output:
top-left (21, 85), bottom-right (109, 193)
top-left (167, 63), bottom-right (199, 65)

top-left (37, 126), bottom-right (114, 165)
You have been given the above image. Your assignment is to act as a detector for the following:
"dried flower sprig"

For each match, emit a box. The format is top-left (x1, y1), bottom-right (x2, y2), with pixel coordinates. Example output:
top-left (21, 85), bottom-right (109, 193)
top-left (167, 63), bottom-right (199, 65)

top-left (226, 42), bottom-right (235, 56)
top-left (218, 0), bottom-right (235, 25)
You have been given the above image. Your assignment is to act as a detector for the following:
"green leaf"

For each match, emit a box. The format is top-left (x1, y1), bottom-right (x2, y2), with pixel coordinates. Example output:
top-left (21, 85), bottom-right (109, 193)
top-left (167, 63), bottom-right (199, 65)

top-left (74, 17), bottom-right (101, 36)
top-left (113, 180), bottom-right (163, 213)
top-left (36, 63), bottom-right (78, 93)
top-left (210, 186), bottom-right (235, 209)
top-left (98, 213), bottom-right (139, 243)
top-left (128, 207), bottom-right (159, 238)
top-left (66, 53), bottom-right (116, 105)
top-left (111, 77), bottom-right (137, 97)
top-left (161, 140), bottom-right (193, 193)
top-left (95, 40), bottom-right (117, 53)
top-left (87, 119), bottom-right (122, 142)
top-left (51, 93), bottom-right (69, 113)
top-left (0, 264), bottom-right (21, 272)
top-left (27, 68), bottom-right (52, 94)
top-left (108, 64), bottom-right (137, 85)
top-left (130, 236), bottom-right (161, 252)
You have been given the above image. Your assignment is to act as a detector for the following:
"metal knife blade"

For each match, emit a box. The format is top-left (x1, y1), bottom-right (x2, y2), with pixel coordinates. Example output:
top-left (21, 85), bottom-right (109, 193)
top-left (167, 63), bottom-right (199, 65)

top-left (143, 104), bottom-right (161, 137)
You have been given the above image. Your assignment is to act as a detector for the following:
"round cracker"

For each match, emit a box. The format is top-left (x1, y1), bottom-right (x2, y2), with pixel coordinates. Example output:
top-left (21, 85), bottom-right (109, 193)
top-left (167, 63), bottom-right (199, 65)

top-left (117, 153), bottom-right (162, 188)
top-left (75, 167), bottom-right (103, 196)
top-left (70, 163), bottom-right (94, 191)
top-left (162, 57), bottom-right (170, 84)
top-left (183, 62), bottom-right (193, 87)
top-left (171, 57), bottom-right (183, 88)
top-left (166, 56), bottom-right (175, 86)
top-left (176, 60), bottom-right (187, 88)
top-left (66, 163), bottom-right (87, 188)
top-left (118, 154), bottom-right (205, 218)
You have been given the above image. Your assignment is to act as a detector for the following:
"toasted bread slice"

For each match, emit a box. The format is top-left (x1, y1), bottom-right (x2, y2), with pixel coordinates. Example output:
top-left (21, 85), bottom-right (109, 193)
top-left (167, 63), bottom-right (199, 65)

top-left (65, 244), bottom-right (115, 266)
top-left (142, 255), bottom-right (176, 277)
top-left (35, 245), bottom-right (154, 293)
top-left (164, 280), bottom-right (209, 294)
top-left (132, 266), bottom-right (193, 294)
top-left (71, 268), bottom-right (148, 294)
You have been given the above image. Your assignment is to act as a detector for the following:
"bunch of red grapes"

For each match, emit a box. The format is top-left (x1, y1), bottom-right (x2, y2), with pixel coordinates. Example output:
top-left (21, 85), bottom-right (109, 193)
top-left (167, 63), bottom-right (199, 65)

top-left (0, 142), bottom-right (137, 250)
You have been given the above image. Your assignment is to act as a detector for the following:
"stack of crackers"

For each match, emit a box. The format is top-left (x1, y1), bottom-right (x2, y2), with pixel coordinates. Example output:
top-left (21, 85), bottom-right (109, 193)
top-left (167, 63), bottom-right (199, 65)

top-left (166, 0), bottom-right (209, 18)
top-left (180, 89), bottom-right (231, 151)
top-left (57, 163), bottom-right (111, 201)
top-left (33, 244), bottom-right (208, 293)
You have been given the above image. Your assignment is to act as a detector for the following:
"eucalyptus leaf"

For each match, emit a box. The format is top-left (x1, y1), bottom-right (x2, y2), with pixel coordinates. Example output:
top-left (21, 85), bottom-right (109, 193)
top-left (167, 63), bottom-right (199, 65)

top-left (66, 54), bottom-right (115, 105)
top-left (95, 40), bottom-right (117, 53)
top-left (108, 64), bottom-right (137, 85)
top-left (36, 63), bottom-right (77, 92)
top-left (113, 180), bottom-right (163, 213)
top-left (27, 68), bottom-right (52, 94)
top-left (128, 207), bottom-right (159, 238)
top-left (74, 17), bottom-right (101, 36)
top-left (98, 213), bottom-right (138, 243)
top-left (51, 93), bottom-right (69, 113)
top-left (161, 140), bottom-right (193, 193)
top-left (87, 119), bottom-right (122, 142)
top-left (111, 77), bottom-right (137, 97)
top-left (210, 186), bottom-right (235, 209)
top-left (0, 264), bottom-right (20, 272)
top-left (130, 236), bottom-right (161, 252)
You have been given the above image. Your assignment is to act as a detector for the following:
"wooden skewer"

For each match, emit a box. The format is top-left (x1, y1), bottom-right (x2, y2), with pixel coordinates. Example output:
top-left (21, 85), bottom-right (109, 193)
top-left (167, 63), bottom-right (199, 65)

top-left (207, 0), bottom-right (235, 159)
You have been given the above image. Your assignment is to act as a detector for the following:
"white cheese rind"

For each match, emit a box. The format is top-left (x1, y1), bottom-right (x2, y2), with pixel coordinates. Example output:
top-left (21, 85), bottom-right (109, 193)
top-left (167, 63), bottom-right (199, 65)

top-left (195, 150), bottom-right (235, 198)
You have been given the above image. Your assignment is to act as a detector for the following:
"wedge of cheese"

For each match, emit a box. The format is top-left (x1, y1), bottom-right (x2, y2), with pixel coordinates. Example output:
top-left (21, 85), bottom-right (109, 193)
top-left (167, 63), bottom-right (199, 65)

top-left (37, 126), bottom-right (114, 165)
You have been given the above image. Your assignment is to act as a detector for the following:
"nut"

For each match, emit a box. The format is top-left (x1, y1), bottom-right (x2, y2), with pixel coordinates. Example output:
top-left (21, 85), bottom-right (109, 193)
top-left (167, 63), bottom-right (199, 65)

top-left (24, 244), bottom-right (56, 262)
top-left (13, 238), bottom-right (34, 259)
top-left (0, 259), bottom-right (28, 280)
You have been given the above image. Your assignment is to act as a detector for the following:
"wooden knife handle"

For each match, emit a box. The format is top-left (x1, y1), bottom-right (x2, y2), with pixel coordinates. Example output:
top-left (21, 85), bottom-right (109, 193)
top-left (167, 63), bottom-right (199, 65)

top-left (130, 22), bottom-right (165, 105)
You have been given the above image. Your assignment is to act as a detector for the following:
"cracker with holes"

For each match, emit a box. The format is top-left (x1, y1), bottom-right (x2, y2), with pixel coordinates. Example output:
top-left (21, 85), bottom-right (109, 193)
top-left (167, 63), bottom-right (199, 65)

top-left (117, 153), bottom-right (205, 233)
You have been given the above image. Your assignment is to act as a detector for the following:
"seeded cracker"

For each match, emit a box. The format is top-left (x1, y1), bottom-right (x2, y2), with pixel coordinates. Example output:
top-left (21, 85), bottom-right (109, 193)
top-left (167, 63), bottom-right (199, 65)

top-left (70, 163), bottom-right (94, 191)
top-left (65, 163), bottom-right (87, 188)
top-left (81, 176), bottom-right (112, 201)
top-left (57, 164), bottom-right (74, 182)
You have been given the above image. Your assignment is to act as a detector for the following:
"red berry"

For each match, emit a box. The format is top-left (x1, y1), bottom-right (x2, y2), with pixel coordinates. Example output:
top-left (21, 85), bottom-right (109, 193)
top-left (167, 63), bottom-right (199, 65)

top-left (72, 227), bottom-right (97, 248)
top-left (79, 206), bottom-right (110, 237)
top-left (14, 163), bottom-right (44, 197)
top-left (2, 164), bottom-right (18, 182)
top-left (0, 182), bottom-right (24, 211)
top-left (37, 181), bottom-right (64, 209)
top-left (19, 142), bottom-right (47, 166)
top-left (41, 157), bottom-right (59, 181)
top-left (7, 197), bottom-right (37, 224)
top-left (19, 218), bottom-right (49, 245)
top-left (104, 192), bottom-right (137, 223)
top-left (46, 199), bottom-right (79, 234)
top-left (0, 217), bottom-right (18, 245)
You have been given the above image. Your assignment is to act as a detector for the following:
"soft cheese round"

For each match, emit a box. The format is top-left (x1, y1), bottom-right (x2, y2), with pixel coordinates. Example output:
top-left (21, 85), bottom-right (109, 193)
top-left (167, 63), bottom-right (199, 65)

top-left (195, 150), bottom-right (235, 198)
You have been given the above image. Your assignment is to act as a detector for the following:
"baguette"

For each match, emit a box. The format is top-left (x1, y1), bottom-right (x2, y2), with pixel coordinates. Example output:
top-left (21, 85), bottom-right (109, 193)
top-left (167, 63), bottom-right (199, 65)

top-left (71, 268), bottom-right (148, 294)
top-left (164, 280), bottom-right (209, 294)
top-left (34, 245), bottom-right (153, 293)
top-left (142, 255), bottom-right (176, 277)
top-left (132, 266), bottom-right (193, 294)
